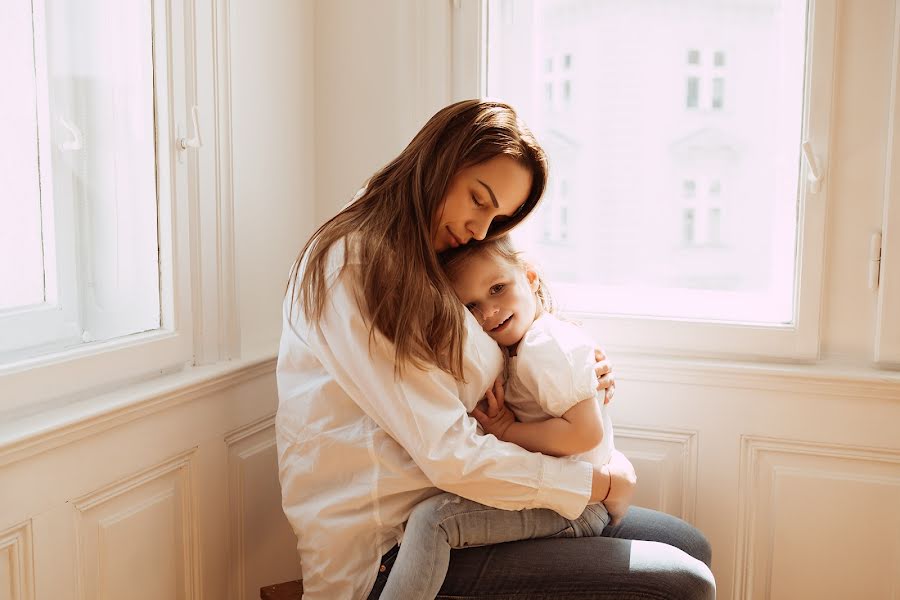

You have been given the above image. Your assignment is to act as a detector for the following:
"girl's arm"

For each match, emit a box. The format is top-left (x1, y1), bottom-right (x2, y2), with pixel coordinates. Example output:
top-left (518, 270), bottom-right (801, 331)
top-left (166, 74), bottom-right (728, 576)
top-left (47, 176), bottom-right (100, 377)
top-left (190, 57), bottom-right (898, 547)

top-left (473, 378), bottom-right (604, 457)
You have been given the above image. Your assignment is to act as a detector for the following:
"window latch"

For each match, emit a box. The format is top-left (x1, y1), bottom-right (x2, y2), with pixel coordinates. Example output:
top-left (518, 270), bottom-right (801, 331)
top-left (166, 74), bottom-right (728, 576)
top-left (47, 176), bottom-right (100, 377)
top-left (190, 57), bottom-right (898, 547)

top-left (178, 105), bottom-right (203, 151)
top-left (801, 140), bottom-right (824, 194)
top-left (58, 116), bottom-right (83, 151)
top-left (869, 232), bottom-right (882, 290)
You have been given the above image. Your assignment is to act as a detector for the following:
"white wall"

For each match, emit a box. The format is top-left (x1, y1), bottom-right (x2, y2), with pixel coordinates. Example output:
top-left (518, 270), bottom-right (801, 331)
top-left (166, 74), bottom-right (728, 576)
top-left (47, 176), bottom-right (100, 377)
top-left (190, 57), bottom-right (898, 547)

top-left (232, 0), bottom-right (316, 356)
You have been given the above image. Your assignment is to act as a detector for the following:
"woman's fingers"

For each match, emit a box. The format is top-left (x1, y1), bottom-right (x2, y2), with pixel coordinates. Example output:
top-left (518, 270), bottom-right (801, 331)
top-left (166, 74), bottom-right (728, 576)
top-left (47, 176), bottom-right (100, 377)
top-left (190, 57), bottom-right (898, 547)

top-left (594, 348), bottom-right (616, 405)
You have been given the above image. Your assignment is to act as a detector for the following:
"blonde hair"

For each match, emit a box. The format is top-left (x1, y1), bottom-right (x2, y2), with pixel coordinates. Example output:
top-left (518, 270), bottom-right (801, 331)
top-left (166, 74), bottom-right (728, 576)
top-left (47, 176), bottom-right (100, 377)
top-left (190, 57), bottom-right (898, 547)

top-left (441, 235), bottom-right (555, 318)
top-left (286, 100), bottom-right (548, 380)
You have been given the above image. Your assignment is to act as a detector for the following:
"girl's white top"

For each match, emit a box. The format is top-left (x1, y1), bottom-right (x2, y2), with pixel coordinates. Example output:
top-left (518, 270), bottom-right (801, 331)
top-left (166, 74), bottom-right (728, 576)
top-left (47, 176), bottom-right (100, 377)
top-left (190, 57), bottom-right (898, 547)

top-left (275, 237), bottom-right (593, 599)
top-left (505, 313), bottom-right (615, 468)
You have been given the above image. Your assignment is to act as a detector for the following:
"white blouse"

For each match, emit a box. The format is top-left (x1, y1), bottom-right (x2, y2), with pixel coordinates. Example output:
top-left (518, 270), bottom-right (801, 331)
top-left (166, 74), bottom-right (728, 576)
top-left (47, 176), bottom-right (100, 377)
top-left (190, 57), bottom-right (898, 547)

top-left (505, 313), bottom-right (616, 468)
top-left (275, 238), bottom-right (593, 599)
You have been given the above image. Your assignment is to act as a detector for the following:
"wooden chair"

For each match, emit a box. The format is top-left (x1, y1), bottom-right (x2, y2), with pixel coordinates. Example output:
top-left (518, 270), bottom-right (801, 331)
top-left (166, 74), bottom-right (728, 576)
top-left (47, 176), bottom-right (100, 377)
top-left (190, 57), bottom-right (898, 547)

top-left (259, 579), bottom-right (303, 599)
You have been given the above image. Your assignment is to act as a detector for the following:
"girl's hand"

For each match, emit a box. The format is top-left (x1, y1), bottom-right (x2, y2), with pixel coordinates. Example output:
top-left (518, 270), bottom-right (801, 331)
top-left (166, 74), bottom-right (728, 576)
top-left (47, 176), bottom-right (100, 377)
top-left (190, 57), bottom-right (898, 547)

top-left (600, 450), bottom-right (637, 526)
top-left (594, 348), bottom-right (616, 405)
top-left (470, 377), bottom-right (515, 440)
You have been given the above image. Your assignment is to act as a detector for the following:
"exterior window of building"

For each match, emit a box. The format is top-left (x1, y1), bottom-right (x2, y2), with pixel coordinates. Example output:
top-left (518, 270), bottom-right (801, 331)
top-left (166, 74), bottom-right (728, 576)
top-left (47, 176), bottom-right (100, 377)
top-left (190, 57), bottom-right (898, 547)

top-left (685, 49), bottom-right (727, 111)
top-left (712, 77), bottom-right (725, 109)
top-left (683, 209), bottom-right (696, 245)
top-left (686, 77), bottom-right (700, 109)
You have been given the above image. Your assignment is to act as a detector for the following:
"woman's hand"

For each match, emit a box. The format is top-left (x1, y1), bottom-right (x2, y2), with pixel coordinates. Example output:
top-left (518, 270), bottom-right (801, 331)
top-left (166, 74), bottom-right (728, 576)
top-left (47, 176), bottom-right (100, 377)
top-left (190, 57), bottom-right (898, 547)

top-left (589, 450), bottom-right (636, 525)
top-left (594, 348), bottom-right (616, 405)
top-left (470, 377), bottom-right (515, 440)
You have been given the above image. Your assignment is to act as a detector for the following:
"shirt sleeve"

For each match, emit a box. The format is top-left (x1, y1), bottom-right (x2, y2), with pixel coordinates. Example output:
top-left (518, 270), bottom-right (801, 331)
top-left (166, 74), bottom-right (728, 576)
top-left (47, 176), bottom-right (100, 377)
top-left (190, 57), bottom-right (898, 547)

top-left (516, 317), bottom-right (598, 418)
top-left (292, 262), bottom-right (592, 520)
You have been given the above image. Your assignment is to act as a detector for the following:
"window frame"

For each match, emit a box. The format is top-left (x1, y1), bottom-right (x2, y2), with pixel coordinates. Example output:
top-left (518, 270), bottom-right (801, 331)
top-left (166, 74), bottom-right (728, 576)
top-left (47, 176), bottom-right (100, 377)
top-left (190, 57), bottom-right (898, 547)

top-left (0, 0), bottom-right (238, 414)
top-left (875, 4), bottom-right (900, 368)
top-left (452, 0), bottom-right (838, 361)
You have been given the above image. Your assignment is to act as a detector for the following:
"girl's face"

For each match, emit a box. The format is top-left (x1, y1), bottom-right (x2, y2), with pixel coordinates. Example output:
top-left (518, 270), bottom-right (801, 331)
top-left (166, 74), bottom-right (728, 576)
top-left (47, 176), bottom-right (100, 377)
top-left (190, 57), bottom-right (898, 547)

top-left (450, 251), bottom-right (540, 349)
top-left (432, 155), bottom-right (533, 253)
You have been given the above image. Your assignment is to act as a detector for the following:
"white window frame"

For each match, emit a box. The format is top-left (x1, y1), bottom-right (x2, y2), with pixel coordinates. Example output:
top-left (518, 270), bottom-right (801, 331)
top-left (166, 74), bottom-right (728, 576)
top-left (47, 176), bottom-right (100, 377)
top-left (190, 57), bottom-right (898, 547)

top-left (0, 0), bottom-right (238, 414)
top-left (875, 4), bottom-right (900, 368)
top-left (452, 0), bottom-right (838, 362)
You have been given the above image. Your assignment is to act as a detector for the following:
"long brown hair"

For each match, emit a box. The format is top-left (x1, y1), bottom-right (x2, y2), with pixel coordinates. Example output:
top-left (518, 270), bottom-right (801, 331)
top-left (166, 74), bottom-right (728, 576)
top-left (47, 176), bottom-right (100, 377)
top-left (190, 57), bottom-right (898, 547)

top-left (286, 99), bottom-right (548, 379)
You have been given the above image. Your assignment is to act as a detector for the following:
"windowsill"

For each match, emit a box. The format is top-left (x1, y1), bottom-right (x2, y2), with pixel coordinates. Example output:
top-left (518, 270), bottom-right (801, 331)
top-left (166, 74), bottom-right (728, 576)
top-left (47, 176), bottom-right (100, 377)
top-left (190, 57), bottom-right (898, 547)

top-left (614, 352), bottom-right (900, 399)
top-left (0, 350), bottom-right (277, 467)
top-left (1, 347), bottom-right (896, 468)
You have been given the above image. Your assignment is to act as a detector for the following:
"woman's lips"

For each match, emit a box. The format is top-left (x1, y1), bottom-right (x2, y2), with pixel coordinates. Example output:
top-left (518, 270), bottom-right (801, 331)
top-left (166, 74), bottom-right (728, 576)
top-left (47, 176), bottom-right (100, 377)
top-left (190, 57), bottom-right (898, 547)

top-left (447, 227), bottom-right (463, 248)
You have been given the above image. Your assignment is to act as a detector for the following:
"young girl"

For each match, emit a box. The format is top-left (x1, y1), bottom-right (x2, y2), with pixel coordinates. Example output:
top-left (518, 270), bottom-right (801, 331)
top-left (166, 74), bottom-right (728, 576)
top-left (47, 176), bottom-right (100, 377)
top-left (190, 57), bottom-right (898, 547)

top-left (378, 235), bottom-right (633, 600)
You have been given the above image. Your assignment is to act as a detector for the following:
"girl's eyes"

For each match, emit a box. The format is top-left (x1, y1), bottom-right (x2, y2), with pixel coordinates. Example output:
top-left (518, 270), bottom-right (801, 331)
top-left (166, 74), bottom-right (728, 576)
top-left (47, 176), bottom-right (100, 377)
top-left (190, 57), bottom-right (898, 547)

top-left (465, 302), bottom-right (477, 311)
top-left (471, 193), bottom-right (484, 208)
top-left (489, 283), bottom-right (505, 295)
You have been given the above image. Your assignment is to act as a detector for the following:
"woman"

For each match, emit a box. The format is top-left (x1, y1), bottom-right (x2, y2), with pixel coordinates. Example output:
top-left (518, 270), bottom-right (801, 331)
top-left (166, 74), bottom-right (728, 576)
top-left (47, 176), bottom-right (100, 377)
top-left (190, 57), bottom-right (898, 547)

top-left (276, 99), bottom-right (714, 599)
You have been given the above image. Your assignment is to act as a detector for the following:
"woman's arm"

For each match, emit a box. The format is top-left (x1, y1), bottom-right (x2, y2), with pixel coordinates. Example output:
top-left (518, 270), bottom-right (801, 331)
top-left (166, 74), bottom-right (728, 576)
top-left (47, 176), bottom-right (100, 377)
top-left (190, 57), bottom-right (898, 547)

top-left (472, 378), bottom-right (604, 457)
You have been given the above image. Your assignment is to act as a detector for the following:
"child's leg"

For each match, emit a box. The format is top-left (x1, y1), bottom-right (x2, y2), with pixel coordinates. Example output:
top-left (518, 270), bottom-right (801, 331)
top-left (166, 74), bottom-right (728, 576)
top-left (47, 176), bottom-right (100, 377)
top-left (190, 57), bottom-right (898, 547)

top-left (379, 492), bottom-right (610, 600)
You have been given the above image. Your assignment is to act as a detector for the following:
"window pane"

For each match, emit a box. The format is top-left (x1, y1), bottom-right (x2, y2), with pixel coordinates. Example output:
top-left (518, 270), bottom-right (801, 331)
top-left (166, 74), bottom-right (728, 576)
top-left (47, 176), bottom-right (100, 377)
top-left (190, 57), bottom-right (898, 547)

top-left (44, 1), bottom-right (161, 341)
top-left (486, 0), bottom-right (807, 324)
top-left (1, 3), bottom-right (46, 311)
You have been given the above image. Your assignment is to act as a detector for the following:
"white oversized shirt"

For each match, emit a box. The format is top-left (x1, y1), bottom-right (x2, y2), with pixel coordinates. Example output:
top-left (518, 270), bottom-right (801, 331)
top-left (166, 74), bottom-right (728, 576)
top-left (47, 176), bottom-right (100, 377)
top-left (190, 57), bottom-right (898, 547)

top-left (275, 237), bottom-right (594, 599)
top-left (505, 313), bottom-right (615, 469)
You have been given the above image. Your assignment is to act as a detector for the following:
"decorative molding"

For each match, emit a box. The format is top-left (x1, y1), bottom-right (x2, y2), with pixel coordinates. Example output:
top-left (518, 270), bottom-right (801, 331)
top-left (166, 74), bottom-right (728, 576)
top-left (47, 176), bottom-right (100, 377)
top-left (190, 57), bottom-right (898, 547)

top-left (616, 355), bottom-right (900, 401)
top-left (226, 419), bottom-right (277, 600)
top-left (0, 521), bottom-right (34, 600)
top-left (733, 436), bottom-right (900, 600)
top-left (0, 354), bottom-right (276, 468)
top-left (72, 449), bottom-right (200, 600)
top-left (224, 413), bottom-right (276, 447)
top-left (614, 425), bottom-right (698, 523)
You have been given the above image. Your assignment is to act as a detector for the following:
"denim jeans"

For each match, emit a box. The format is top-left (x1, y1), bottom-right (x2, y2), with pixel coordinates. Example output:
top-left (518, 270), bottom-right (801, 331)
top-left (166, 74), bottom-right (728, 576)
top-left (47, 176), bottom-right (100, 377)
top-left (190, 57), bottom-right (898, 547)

top-left (368, 504), bottom-right (714, 600)
top-left (376, 492), bottom-right (610, 600)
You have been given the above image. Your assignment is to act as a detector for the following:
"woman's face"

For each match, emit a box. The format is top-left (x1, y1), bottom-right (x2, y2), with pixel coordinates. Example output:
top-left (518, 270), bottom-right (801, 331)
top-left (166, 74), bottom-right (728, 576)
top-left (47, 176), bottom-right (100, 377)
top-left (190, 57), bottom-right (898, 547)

top-left (432, 155), bottom-right (533, 253)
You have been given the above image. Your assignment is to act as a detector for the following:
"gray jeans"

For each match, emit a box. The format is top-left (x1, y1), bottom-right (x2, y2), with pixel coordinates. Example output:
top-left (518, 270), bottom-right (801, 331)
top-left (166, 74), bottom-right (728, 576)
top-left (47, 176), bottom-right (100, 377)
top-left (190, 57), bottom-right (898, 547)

top-left (368, 501), bottom-right (714, 600)
top-left (378, 492), bottom-right (611, 600)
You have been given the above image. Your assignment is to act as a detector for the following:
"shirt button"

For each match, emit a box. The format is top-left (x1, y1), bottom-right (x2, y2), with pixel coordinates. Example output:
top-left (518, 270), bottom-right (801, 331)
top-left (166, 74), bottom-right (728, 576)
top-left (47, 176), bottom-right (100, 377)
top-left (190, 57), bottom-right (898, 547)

top-left (379, 564), bottom-right (387, 573)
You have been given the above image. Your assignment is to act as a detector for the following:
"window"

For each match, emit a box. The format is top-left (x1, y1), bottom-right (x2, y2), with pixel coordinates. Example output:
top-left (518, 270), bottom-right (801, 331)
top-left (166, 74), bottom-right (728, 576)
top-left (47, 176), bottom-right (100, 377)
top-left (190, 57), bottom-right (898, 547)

top-left (0, 0), bottom-right (218, 411)
top-left (685, 48), bottom-right (727, 111)
top-left (470, 0), bottom-right (838, 359)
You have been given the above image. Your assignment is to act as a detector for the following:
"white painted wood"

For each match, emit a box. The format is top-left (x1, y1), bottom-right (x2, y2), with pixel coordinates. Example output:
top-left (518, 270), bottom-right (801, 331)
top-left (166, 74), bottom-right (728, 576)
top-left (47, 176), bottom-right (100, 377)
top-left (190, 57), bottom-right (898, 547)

top-left (226, 416), bottom-right (301, 600)
top-left (614, 426), bottom-right (698, 523)
top-left (876, 0), bottom-right (900, 368)
top-left (735, 437), bottom-right (900, 600)
top-left (0, 0), bottom-right (195, 414)
top-left (72, 450), bottom-right (200, 600)
top-left (191, 0), bottom-right (241, 365)
top-left (0, 523), bottom-right (33, 600)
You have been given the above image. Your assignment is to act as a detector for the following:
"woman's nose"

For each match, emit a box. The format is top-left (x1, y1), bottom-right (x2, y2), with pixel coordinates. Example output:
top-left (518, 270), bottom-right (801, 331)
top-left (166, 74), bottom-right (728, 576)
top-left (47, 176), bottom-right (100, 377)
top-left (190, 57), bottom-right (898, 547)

top-left (468, 217), bottom-right (491, 241)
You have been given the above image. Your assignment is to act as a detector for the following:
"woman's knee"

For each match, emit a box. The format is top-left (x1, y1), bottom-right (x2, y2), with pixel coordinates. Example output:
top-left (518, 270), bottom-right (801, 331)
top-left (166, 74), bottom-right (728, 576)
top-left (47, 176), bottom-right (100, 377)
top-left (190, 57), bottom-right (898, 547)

top-left (682, 525), bottom-right (713, 567)
top-left (632, 540), bottom-right (716, 600)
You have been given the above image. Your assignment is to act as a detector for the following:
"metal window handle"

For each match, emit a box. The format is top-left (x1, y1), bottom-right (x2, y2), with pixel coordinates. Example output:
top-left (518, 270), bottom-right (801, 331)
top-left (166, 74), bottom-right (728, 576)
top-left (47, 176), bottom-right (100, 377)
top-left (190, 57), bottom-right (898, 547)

top-left (179, 105), bottom-right (202, 150)
top-left (801, 140), bottom-right (824, 193)
top-left (59, 116), bottom-right (83, 151)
